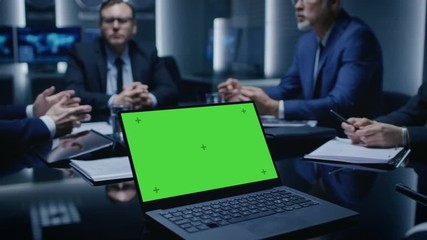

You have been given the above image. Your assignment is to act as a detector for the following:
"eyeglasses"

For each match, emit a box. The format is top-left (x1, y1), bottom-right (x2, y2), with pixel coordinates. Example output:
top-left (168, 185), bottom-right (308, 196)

top-left (101, 17), bottom-right (134, 25)
top-left (290, 0), bottom-right (317, 5)
top-left (291, 0), bottom-right (302, 4)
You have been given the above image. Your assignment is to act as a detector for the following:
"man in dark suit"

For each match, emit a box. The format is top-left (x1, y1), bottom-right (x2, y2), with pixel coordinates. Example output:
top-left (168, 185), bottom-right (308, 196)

top-left (64, 0), bottom-right (178, 121)
top-left (342, 82), bottom-right (427, 152)
top-left (218, 0), bottom-right (382, 128)
top-left (0, 86), bottom-right (92, 147)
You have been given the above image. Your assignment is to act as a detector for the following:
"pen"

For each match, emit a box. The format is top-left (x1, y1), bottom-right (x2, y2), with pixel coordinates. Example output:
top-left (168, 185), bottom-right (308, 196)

top-left (395, 183), bottom-right (427, 206)
top-left (329, 109), bottom-right (359, 130)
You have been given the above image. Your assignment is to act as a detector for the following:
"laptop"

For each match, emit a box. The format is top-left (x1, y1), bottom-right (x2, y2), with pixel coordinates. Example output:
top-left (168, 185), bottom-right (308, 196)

top-left (119, 102), bottom-right (357, 239)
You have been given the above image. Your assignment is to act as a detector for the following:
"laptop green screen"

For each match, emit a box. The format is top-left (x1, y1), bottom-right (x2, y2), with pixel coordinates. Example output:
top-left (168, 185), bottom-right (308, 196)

top-left (120, 102), bottom-right (278, 202)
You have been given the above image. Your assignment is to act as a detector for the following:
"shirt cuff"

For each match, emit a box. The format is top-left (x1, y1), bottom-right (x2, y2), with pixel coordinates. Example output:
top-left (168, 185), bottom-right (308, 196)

top-left (40, 116), bottom-right (56, 138)
top-left (278, 100), bottom-right (285, 119)
top-left (108, 95), bottom-right (116, 107)
top-left (149, 93), bottom-right (158, 107)
top-left (26, 105), bottom-right (34, 118)
top-left (402, 127), bottom-right (409, 147)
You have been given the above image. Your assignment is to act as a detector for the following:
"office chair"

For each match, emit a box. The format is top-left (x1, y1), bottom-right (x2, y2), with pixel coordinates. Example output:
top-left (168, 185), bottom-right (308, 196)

top-left (30, 75), bottom-right (65, 101)
top-left (161, 56), bottom-right (213, 104)
top-left (0, 74), bottom-right (14, 105)
top-left (381, 91), bottom-right (411, 115)
top-left (161, 56), bottom-right (182, 89)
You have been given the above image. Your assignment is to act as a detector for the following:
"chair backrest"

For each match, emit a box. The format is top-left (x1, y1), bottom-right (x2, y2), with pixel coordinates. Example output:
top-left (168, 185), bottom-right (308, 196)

top-left (161, 56), bottom-right (215, 104)
top-left (161, 56), bottom-right (182, 87)
top-left (0, 74), bottom-right (14, 105)
top-left (381, 91), bottom-right (411, 115)
top-left (30, 75), bottom-right (65, 101)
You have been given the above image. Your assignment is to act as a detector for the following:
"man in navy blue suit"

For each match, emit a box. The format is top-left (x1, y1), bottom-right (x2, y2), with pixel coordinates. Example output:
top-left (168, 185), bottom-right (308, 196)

top-left (218, 0), bottom-right (382, 128)
top-left (65, 0), bottom-right (178, 121)
top-left (0, 86), bottom-right (92, 147)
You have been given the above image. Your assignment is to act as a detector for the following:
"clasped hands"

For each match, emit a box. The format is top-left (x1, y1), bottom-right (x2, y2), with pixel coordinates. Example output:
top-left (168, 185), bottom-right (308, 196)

top-left (33, 86), bottom-right (92, 138)
top-left (341, 118), bottom-right (404, 148)
top-left (217, 78), bottom-right (279, 116)
top-left (114, 82), bottom-right (152, 109)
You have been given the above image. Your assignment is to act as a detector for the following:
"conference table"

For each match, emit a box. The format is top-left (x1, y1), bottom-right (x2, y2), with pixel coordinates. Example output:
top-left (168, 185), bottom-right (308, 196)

top-left (0, 124), bottom-right (425, 240)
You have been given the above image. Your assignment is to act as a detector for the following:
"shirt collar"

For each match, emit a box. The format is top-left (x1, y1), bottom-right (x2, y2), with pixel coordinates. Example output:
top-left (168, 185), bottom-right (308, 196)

top-left (318, 22), bottom-right (335, 47)
top-left (104, 44), bottom-right (131, 66)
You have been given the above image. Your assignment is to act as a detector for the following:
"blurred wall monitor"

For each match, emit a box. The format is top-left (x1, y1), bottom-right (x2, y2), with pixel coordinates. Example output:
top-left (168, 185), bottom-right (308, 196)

top-left (17, 26), bottom-right (81, 63)
top-left (0, 26), bottom-right (15, 63)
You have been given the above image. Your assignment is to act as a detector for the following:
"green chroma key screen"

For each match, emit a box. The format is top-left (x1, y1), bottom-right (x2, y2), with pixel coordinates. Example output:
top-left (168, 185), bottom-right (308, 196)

top-left (120, 102), bottom-right (278, 202)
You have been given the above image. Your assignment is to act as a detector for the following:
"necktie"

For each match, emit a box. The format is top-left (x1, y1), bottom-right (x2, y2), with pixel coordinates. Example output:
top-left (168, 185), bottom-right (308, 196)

top-left (313, 41), bottom-right (324, 98)
top-left (114, 57), bottom-right (123, 94)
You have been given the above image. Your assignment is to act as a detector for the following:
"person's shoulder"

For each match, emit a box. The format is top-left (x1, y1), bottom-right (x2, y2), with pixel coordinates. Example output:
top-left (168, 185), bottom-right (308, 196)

top-left (348, 16), bottom-right (373, 31)
top-left (341, 10), bottom-right (374, 33)
top-left (131, 40), bottom-right (156, 53)
top-left (337, 10), bottom-right (379, 41)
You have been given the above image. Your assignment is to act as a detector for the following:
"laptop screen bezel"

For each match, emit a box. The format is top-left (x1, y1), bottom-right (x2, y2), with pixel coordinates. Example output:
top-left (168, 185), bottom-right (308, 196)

top-left (119, 101), bottom-right (283, 211)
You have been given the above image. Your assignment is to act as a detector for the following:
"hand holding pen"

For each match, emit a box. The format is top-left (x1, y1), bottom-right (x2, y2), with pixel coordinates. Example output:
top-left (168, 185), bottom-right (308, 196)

top-left (329, 109), bottom-right (360, 131)
top-left (334, 112), bottom-right (376, 145)
top-left (330, 109), bottom-right (366, 144)
top-left (332, 110), bottom-right (405, 148)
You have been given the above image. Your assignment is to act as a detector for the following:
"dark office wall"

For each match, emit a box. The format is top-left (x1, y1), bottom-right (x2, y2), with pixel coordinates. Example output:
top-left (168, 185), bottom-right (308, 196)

top-left (230, 0), bottom-right (266, 76)
top-left (0, 0), bottom-right (28, 105)
top-left (343, 1), bottom-right (426, 96)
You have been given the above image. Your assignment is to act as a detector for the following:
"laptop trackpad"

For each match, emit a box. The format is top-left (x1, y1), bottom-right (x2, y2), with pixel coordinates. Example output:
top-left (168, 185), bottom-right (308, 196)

top-left (240, 214), bottom-right (307, 238)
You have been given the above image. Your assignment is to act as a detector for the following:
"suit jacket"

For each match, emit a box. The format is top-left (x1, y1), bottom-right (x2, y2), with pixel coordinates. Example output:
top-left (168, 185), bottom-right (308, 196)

top-left (64, 38), bottom-right (179, 120)
top-left (0, 105), bottom-right (51, 147)
top-left (376, 82), bottom-right (427, 155)
top-left (265, 10), bottom-right (383, 129)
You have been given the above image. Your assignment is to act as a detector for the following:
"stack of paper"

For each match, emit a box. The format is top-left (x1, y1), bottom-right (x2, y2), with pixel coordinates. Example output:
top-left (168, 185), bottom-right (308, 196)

top-left (70, 156), bottom-right (133, 183)
top-left (304, 138), bottom-right (410, 164)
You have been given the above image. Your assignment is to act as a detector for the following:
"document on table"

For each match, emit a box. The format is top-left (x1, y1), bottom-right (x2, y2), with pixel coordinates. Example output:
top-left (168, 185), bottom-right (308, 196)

top-left (70, 157), bottom-right (133, 183)
top-left (304, 138), bottom-right (411, 164)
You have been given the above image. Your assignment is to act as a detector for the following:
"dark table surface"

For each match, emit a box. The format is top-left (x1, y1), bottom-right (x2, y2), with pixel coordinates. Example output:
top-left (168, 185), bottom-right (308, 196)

top-left (0, 134), bottom-right (426, 240)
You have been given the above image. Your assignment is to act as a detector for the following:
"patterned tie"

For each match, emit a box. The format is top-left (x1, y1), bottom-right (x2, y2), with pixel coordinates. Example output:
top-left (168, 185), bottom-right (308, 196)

top-left (114, 57), bottom-right (123, 94)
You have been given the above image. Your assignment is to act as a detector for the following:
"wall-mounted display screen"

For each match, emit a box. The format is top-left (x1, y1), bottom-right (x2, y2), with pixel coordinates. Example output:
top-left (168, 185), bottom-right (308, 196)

top-left (17, 27), bottom-right (81, 63)
top-left (0, 26), bottom-right (15, 63)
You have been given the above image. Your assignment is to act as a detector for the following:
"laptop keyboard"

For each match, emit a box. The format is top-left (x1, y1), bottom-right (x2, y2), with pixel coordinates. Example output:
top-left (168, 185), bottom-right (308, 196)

top-left (160, 189), bottom-right (319, 233)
